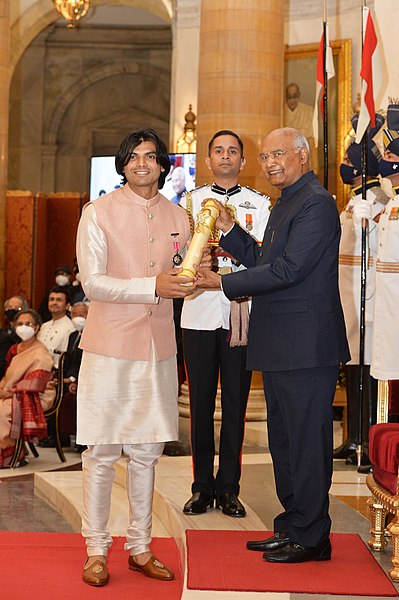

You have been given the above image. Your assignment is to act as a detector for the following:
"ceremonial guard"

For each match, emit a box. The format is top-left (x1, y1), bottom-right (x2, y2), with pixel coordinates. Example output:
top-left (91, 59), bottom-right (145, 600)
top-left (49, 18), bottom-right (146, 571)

top-left (180, 130), bottom-right (270, 517)
top-left (355, 103), bottom-right (399, 385)
top-left (334, 114), bottom-right (388, 465)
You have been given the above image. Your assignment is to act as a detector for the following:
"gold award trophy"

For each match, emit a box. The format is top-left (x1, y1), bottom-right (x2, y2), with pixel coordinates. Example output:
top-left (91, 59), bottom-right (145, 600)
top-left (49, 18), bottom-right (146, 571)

top-left (177, 198), bottom-right (220, 281)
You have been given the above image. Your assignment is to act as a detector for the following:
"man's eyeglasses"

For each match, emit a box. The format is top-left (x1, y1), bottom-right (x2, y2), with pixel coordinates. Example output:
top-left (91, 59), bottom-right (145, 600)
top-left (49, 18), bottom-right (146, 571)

top-left (257, 150), bottom-right (288, 164)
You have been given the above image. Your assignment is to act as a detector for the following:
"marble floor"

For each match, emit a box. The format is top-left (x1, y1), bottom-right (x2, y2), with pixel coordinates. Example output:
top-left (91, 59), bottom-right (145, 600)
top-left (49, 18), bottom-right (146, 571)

top-left (0, 422), bottom-right (397, 599)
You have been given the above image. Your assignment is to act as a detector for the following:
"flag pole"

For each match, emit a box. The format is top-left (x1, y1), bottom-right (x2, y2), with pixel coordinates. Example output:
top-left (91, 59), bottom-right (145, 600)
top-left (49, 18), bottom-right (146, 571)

top-left (323, 0), bottom-right (329, 190)
top-left (357, 0), bottom-right (368, 470)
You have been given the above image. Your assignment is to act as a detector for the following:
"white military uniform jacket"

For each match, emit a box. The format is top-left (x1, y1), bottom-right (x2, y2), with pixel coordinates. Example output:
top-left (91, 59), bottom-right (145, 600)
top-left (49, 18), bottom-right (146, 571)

top-left (339, 182), bottom-right (388, 364)
top-left (370, 186), bottom-right (399, 380)
top-left (180, 183), bottom-right (270, 330)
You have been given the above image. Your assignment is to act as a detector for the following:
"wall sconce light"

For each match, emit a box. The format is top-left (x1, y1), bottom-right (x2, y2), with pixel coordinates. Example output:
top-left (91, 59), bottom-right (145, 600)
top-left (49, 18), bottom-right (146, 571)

top-left (176, 105), bottom-right (197, 153)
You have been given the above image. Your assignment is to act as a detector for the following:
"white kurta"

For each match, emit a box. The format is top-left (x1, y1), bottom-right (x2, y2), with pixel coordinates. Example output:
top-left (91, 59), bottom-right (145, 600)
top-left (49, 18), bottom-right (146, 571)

top-left (338, 185), bottom-right (387, 364)
top-left (37, 314), bottom-right (75, 367)
top-left (370, 191), bottom-right (399, 380)
top-left (76, 203), bottom-right (178, 445)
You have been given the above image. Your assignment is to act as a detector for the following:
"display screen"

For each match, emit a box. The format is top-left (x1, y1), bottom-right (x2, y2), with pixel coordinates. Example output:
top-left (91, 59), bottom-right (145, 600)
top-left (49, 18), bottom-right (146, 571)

top-left (89, 153), bottom-right (196, 202)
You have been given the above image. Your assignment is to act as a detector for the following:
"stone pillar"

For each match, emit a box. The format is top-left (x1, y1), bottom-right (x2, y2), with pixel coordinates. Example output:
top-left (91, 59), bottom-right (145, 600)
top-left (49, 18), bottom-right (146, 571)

top-left (0, 1), bottom-right (10, 307)
top-left (169, 0), bottom-right (201, 151)
top-left (196, 0), bottom-right (284, 196)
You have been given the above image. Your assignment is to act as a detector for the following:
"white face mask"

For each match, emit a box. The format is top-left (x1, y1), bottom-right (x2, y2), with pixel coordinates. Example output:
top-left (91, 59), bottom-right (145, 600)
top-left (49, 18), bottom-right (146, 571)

top-left (72, 316), bottom-right (86, 331)
top-left (55, 274), bottom-right (69, 286)
top-left (16, 324), bottom-right (36, 341)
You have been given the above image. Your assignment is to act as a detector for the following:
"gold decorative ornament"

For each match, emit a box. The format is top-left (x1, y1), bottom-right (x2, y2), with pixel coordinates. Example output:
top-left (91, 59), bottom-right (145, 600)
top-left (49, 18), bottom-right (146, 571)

top-left (52, 0), bottom-right (91, 28)
top-left (177, 199), bottom-right (220, 280)
top-left (176, 105), bottom-right (197, 153)
top-left (92, 563), bottom-right (104, 574)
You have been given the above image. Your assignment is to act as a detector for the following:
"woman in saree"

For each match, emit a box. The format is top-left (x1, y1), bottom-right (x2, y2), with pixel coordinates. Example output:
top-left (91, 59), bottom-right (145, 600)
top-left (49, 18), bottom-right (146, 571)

top-left (0, 309), bottom-right (55, 467)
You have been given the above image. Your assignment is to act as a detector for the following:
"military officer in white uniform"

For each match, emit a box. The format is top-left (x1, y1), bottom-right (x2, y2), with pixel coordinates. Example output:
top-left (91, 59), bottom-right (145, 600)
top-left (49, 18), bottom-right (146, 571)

top-left (355, 104), bottom-right (399, 384)
top-left (180, 130), bottom-right (270, 517)
top-left (334, 114), bottom-right (388, 466)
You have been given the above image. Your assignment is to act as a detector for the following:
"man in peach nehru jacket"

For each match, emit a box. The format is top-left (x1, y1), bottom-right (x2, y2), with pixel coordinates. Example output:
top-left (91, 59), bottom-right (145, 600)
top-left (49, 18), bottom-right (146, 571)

top-left (76, 128), bottom-right (194, 587)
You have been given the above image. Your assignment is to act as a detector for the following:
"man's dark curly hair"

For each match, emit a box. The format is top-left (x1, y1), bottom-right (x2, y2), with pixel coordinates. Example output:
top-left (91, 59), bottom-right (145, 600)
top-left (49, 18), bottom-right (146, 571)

top-left (115, 128), bottom-right (171, 189)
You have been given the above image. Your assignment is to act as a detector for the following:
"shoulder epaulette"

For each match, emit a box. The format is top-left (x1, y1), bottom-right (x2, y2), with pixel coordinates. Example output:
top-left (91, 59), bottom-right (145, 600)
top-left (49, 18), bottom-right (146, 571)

top-left (373, 185), bottom-right (390, 206)
top-left (243, 186), bottom-right (270, 200)
top-left (190, 183), bottom-right (210, 194)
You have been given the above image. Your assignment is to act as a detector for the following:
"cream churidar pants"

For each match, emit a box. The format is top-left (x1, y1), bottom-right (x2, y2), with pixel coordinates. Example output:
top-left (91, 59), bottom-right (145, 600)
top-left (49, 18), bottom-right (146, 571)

top-left (81, 442), bottom-right (164, 556)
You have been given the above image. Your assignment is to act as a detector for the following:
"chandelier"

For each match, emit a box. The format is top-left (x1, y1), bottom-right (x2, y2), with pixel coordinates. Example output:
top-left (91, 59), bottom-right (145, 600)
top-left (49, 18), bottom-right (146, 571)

top-left (52, 0), bottom-right (91, 28)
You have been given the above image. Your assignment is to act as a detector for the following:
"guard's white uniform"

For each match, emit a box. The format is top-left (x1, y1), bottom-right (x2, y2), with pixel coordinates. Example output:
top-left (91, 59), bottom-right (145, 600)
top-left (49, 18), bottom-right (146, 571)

top-left (338, 183), bottom-right (388, 364)
top-left (180, 183), bottom-right (271, 330)
top-left (370, 189), bottom-right (399, 380)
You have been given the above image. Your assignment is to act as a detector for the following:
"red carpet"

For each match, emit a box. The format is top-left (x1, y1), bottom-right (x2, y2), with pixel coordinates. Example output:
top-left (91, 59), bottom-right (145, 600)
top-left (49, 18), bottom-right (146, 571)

top-left (0, 532), bottom-right (182, 600)
top-left (187, 530), bottom-right (399, 596)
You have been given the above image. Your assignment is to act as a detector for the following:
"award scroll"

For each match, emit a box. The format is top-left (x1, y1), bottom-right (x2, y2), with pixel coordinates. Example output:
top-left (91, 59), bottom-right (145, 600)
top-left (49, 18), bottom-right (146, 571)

top-left (177, 198), bottom-right (220, 279)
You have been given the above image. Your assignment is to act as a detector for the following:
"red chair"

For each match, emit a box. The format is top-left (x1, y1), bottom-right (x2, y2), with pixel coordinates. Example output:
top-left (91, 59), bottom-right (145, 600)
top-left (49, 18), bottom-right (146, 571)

top-left (367, 380), bottom-right (399, 581)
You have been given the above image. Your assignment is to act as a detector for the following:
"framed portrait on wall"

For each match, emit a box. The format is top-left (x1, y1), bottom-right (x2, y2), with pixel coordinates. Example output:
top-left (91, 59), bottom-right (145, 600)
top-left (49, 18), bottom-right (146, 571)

top-left (284, 39), bottom-right (352, 211)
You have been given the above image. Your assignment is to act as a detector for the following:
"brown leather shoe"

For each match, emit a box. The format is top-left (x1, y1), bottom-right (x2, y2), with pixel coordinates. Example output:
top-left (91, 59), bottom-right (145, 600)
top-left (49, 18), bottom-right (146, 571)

top-left (128, 554), bottom-right (174, 581)
top-left (82, 558), bottom-right (109, 586)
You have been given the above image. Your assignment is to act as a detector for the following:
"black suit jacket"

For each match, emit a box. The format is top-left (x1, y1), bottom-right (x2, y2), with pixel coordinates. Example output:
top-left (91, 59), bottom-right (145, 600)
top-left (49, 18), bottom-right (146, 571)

top-left (64, 330), bottom-right (83, 379)
top-left (221, 171), bottom-right (350, 372)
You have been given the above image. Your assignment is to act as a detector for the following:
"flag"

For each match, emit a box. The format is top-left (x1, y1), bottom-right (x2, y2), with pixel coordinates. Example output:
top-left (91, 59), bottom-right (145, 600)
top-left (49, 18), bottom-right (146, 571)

top-left (355, 7), bottom-right (383, 144)
top-left (312, 23), bottom-right (335, 148)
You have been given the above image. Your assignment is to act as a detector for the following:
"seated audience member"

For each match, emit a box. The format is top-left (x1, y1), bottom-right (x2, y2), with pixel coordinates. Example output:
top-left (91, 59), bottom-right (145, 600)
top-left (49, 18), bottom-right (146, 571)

top-left (0, 295), bottom-right (28, 379)
top-left (37, 287), bottom-right (74, 447)
top-left (58, 302), bottom-right (88, 450)
top-left (38, 265), bottom-right (77, 322)
top-left (0, 309), bottom-right (55, 468)
top-left (37, 286), bottom-right (75, 368)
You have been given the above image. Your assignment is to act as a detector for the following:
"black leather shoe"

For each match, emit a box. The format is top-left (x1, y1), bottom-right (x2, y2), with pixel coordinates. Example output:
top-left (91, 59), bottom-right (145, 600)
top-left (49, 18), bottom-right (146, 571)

top-left (183, 492), bottom-right (214, 515)
top-left (246, 532), bottom-right (290, 552)
top-left (263, 539), bottom-right (331, 563)
top-left (357, 464), bottom-right (372, 474)
top-left (38, 435), bottom-right (55, 448)
top-left (333, 439), bottom-right (356, 459)
top-left (216, 493), bottom-right (246, 518)
top-left (345, 451), bottom-right (371, 466)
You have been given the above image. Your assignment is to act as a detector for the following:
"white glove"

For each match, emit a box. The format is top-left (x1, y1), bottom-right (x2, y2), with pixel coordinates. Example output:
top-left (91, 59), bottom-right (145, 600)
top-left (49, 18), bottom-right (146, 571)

top-left (353, 199), bottom-right (373, 223)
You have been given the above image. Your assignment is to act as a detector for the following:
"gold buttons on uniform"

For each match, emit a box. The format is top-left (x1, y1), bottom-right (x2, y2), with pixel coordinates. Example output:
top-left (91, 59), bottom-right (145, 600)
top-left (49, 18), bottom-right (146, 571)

top-left (150, 261), bottom-right (155, 267)
top-left (148, 310), bottom-right (153, 316)
top-left (148, 213), bottom-right (154, 220)
top-left (149, 237), bottom-right (154, 243)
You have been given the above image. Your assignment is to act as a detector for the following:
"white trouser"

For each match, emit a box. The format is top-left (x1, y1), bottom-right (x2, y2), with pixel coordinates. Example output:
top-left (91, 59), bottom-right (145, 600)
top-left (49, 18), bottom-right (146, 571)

top-left (81, 443), bottom-right (164, 557)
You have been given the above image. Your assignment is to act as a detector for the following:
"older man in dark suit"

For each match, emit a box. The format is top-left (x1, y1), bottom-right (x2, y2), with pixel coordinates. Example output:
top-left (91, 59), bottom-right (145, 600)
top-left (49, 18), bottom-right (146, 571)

top-left (197, 127), bottom-right (350, 563)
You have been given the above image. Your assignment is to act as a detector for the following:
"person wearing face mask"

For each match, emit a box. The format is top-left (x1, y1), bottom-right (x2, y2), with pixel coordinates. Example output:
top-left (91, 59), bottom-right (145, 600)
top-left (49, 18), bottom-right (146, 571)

top-left (0, 295), bottom-right (28, 379)
top-left (58, 302), bottom-right (88, 450)
top-left (334, 114), bottom-right (389, 469)
top-left (38, 265), bottom-right (74, 323)
top-left (354, 103), bottom-right (399, 398)
top-left (0, 309), bottom-right (55, 468)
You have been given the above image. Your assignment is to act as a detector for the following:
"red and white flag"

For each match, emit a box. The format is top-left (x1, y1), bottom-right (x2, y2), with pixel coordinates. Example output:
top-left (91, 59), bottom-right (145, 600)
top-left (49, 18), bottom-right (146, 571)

top-left (355, 7), bottom-right (383, 143)
top-left (312, 23), bottom-right (335, 148)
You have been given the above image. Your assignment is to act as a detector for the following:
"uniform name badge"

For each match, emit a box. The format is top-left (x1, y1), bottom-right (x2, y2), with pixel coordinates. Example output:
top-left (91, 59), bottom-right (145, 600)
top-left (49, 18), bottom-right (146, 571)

top-left (389, 207), bottom-right (399, 221)
top-left (246, 214), bottom-right (253, 231)
top-left (171, 232), bottom-right (183, 265)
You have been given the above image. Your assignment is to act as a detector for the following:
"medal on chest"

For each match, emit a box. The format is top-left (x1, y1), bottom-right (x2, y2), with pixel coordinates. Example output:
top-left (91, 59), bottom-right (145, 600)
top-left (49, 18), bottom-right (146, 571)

top-left (171, 233), bottom-right (183, 266)
top-left (389, 207), bottom-right (399, 221)
top-left (245, 213), bottom-right (253, 231)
